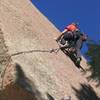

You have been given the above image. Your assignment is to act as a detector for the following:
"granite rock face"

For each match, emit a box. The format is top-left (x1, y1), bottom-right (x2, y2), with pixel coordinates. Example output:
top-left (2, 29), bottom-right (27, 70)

top-left (0, 0), bottom-right (100, 100)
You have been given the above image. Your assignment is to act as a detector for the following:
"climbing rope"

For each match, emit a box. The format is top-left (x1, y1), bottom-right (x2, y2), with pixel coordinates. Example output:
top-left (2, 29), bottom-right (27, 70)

top-left (10, 47), bottom-right (61, 57)
top-left (0, 47), bottom-right (61, 64)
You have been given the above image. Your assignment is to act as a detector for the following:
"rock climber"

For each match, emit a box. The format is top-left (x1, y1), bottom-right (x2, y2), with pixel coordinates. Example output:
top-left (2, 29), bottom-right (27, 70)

top-left (56, 22), bottom-right (88, 64)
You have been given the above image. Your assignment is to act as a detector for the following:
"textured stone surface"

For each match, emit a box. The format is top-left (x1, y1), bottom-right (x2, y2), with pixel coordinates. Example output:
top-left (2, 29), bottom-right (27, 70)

top-left (0, 0), bottom-right (100, 100)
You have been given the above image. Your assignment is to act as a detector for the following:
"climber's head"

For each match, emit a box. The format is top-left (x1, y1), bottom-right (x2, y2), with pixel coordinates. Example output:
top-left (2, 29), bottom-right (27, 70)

top-left (66, 22), bottom-right (79, 32)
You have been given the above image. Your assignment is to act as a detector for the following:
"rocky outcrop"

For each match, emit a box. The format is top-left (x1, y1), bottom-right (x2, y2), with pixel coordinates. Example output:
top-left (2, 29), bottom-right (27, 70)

top-left (0, 0), bottom-right (100, 100)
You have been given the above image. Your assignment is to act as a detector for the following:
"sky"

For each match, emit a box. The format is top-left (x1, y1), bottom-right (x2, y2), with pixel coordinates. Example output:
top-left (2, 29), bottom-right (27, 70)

top-left (31, 0), bottom-right (100, 54)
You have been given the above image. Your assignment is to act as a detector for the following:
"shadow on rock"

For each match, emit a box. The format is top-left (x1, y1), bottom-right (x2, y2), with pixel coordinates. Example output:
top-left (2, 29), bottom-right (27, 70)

top-left (72, 84), bottom-right (100, 100)
top-left (0, 63), bottom-right (48, 100)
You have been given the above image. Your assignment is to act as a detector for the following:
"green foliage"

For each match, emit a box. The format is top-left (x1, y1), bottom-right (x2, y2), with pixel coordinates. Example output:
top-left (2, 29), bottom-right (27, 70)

top-left (86, 41), bottom-right (100, 84)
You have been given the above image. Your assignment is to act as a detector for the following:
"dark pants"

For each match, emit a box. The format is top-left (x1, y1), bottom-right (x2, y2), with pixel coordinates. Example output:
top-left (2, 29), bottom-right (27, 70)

top-left (61, 35), bottom-right (83, 59)
top-left (60, 31), bottom-right (83, 59)
top-left (74, 39), bottom-right (83, 59)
